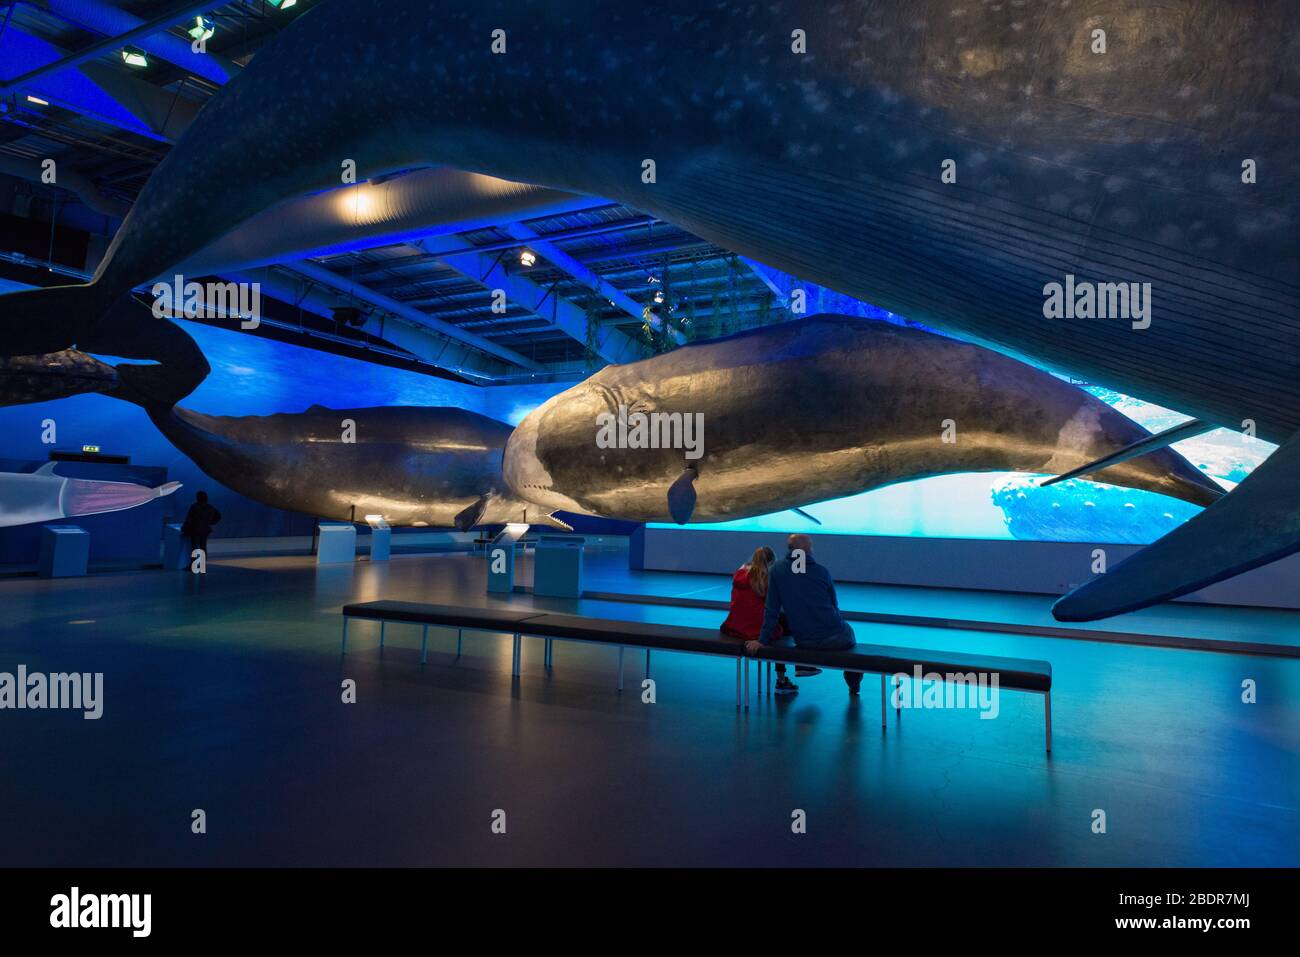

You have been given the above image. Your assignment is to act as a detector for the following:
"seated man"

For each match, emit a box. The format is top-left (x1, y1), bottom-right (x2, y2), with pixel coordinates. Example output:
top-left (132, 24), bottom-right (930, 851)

top-left (745, 533), bottom-right (863, 694)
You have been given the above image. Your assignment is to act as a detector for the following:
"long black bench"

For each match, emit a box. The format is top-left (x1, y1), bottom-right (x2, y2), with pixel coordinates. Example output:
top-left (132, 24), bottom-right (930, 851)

top-left (340, 601), bottom-right (1054, 752)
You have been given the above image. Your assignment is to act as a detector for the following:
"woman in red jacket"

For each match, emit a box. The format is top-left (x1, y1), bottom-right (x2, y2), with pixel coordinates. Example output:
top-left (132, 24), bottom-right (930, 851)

top-left (719, 546), bottom-right (818, 694)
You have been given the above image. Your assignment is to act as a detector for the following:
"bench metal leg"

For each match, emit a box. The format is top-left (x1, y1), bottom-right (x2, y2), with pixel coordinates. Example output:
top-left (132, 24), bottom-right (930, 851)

top-left (644, 648), bottom-right (650, 680)
top-left (456, 628), bottom-right (462, 658)
top-left (880, 673), bottom-right (887, 729)
top-left (379, 621), bottom-right (385, 650)
top-left (341, 617), bottom-right (349, 655)
top-left (735, 659), bottom-right (741, 709)
top-left (894, 674), bottom-right (901, 714)
top-left (744, 658), bottom-right (750, 710)
top-left (545, 638), bottom-right (552, 670)
top-left (617, 646), bottom-right (624, 691)
top-left (420, 625), bottom-right (428, 665)
top-left (1044, 692), bottom-right (1052, 754)
top-left (767, 661), bottom-right (772, 697)
top-left (511, 633), bottom-right (521, 676)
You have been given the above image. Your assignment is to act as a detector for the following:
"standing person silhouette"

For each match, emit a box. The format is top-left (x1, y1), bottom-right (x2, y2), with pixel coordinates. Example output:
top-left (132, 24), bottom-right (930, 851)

top-left (181, 490), bottom-right (221, 558)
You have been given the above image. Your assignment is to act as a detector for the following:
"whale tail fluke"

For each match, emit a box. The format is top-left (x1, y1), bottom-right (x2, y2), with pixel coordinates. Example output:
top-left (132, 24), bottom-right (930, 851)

top-left (0, 283), bottom-right (106, 357)
top-left (1054, 429), bottom-right (1300, 621)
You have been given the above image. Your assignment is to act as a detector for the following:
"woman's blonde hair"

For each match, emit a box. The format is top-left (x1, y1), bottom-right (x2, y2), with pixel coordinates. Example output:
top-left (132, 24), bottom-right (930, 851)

top-left (747, 546), bottom-right (776, 597)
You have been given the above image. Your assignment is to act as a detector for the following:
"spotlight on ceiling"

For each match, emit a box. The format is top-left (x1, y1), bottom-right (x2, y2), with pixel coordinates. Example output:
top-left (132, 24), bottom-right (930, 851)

top-left (653, 290), bottom-right (665, 304)
top-left (266, 0), bottom-right (298, 9)
top-left (519, 249), bottom-right (536, 268)
top-left (187, 16), bottom-right (216, 42)
top-left (121, 46), bottom-right (149, 68)
top-left (25, 95), bottom-right (49, 106)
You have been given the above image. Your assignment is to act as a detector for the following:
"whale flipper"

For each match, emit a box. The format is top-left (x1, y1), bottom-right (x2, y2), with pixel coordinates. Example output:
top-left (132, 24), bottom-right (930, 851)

top-left (1053, 430), bottom-right (1300, 621)
top-left (1040, 419), bottom-right (1220, 491)
top-left (667, 466), bottom-right (698, 524)
top-left (791, 507), bottom-right (822, 525)
top-left (454, 496), bottom-right (490, 531)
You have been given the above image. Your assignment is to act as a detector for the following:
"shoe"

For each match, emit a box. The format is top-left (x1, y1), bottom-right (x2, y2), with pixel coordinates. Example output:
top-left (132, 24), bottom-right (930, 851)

top-left (794, 666), bottom-right (822, 678)
top-left (774, 676), bottom-right (799, 695)
top-left (843, 673), bottom-right (863, 696)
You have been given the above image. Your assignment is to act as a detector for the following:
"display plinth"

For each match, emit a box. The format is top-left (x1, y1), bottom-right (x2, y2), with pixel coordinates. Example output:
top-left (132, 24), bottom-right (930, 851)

top-left (317, 522), bottom-right (357, 565)
top-left (534, 535), bottom-right (584, 598)
top-left (38, 525), bottom-right (90, 578)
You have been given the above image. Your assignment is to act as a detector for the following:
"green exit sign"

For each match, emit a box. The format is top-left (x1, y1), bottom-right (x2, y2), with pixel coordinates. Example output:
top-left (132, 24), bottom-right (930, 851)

top-left (81, 445), bottom-right (100, 454)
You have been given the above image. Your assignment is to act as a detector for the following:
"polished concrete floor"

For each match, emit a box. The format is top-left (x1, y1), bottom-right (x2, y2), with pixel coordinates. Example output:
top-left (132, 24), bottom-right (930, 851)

top-left (1, 543), bottom-right (1297, 867)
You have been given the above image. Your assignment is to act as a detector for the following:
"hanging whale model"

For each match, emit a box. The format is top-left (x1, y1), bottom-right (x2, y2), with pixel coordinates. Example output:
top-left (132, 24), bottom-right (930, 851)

top-left (0, 0), bottom-right (1294, 618)
top-left (503, 315), bottom-right (1223, 523)
top-left (0, 351), bottom-right (118, 407)
top-left (105, 357), bottom-right (568, 531)
top-left (0, 463), bottom-right (180, 529)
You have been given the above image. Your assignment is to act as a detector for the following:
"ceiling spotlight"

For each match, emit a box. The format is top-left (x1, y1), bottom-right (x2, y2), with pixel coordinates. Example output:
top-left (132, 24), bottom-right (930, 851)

top-left (519, 249), bottom-right (536, 267)
top-left (121, 46), bottom-right (149, 68)
top-left (653, 290), bottom-right (665, 304)
top-left (25, 95), bottom-right (49, 106)
top-left (266, 0), bottom-right (298, 9)
top-left (187, 16), bottom-right (215, 42)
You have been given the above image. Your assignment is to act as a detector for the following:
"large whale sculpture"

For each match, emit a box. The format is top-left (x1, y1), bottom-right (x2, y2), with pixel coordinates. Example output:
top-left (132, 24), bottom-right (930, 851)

top-left (0, 0), bottom-right (1294, 618)
top-left (112, 395), bottom-right (569, 531)
top-left (503, 316), bottom-right (1222, 523)
top-left (0, 351), bottom-right (118, 407)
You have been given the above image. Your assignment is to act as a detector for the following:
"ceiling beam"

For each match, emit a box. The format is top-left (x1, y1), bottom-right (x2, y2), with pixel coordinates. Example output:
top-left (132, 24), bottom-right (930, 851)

top-left (285, 259), bottom-right (545, 372)
top-left (499, 221), bottom-right (685, 345)
top-left (418, 236), bottom-right (645, 365)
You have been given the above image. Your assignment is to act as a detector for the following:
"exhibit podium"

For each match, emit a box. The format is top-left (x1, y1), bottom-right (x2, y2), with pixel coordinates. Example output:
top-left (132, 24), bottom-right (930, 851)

top-left (534, 535), bottom-right (585, 598)
top-left (317, 522), bottom-right (357, 565)
top-left (162, 523), bottom-right (189, 570)
top-left (366, 516), bottom-right (392, 562)
top-left (38, 525), bottom-right (90, 578)
top-left (486, 523), bottom-right (529, 594)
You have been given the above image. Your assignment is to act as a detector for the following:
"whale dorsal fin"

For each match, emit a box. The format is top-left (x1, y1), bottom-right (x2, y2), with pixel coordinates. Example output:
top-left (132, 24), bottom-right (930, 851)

top-left (34, 462), bottom-right (59, 475)
top-left (667, 466), bottom-right (698, 524)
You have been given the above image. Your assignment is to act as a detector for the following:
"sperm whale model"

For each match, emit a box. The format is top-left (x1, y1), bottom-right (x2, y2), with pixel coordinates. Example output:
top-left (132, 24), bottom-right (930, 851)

top-left (503, 316), bottom-right (1222, 524)
top-left (0, 0), bottom-right (1294, 618)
